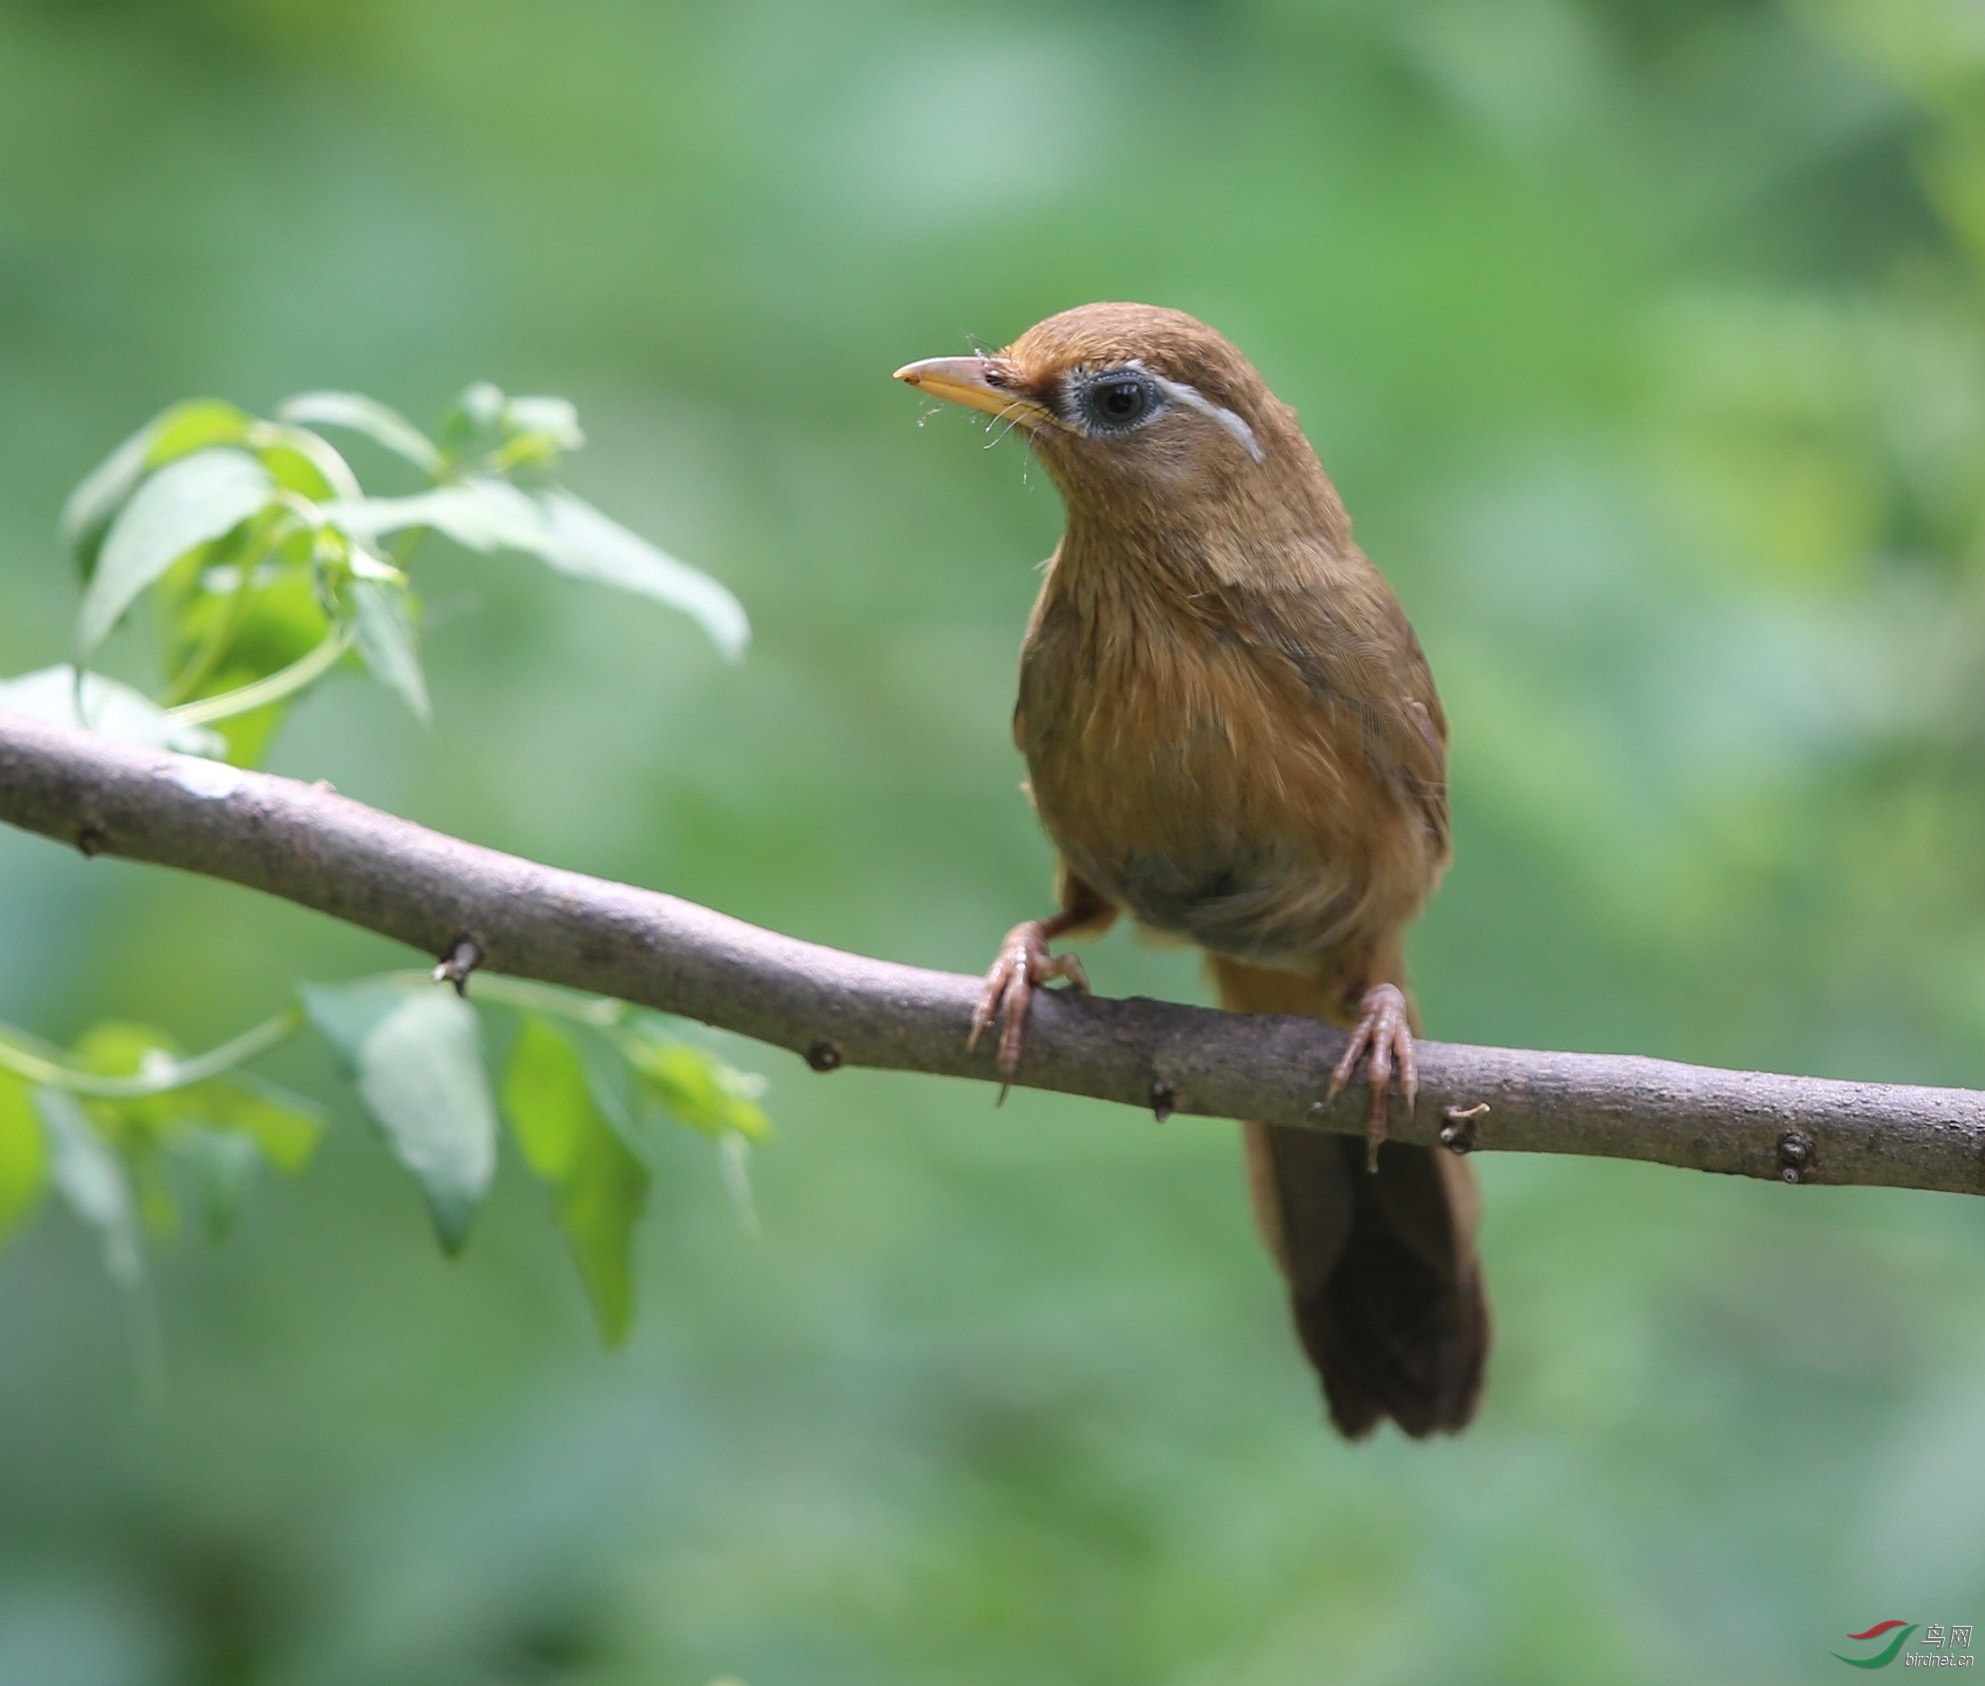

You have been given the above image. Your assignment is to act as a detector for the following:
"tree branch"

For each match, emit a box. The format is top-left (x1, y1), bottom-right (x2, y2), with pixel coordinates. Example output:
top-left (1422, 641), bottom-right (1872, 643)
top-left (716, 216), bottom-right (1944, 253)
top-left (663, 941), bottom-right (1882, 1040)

top-left (1, 711), bottom-right (1980, 1198)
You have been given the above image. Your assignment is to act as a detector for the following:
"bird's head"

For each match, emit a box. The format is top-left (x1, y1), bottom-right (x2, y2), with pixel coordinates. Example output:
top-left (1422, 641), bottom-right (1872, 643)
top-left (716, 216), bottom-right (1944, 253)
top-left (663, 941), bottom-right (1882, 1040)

top-left (896, 303), bottom-right (1322, 528)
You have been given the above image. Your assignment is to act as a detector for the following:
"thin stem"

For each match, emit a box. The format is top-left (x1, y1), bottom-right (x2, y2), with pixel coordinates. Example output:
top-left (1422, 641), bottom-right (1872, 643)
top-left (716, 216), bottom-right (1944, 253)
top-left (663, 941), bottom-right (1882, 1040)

top-left (162, 500), bottom-right (328, 710)
top-left (160, 514), bottom-right (430, 733)
top-left (159, 545), bottom-right (264, 708)
top-left (167, 624), bottom-right (353, 727)
top-left (0, 1006), bottom-right (304, 1099)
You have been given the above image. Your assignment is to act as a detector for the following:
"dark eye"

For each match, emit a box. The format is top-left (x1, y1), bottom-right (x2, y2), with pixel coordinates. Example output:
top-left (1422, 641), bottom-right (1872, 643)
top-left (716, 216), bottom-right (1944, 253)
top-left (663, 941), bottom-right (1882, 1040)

top-left (1081, 372), bottom-right (1157, 431)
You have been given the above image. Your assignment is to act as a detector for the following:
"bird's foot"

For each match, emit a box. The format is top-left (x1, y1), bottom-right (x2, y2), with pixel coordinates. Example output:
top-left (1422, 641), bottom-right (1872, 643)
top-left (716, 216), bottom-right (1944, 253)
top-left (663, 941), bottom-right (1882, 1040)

top-left (968, 919), bottom-right (1090, 1093)
top-left (1326, 982), bottom-right (1417, 1172)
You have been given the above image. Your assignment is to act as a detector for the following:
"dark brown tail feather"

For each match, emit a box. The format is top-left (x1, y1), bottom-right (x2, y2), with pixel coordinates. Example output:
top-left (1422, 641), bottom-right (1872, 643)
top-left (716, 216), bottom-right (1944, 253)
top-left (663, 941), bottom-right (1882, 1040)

top-left (1213, 959), bottom-right (1490, 1439)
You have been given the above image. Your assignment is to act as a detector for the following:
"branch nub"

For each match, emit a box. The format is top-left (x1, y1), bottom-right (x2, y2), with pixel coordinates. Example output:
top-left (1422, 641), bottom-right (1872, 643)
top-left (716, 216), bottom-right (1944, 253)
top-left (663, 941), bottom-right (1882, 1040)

top-left (432, 938), bottom-right (483, 997)
top-left (1776, 1129), bottom-right (1815, 1184)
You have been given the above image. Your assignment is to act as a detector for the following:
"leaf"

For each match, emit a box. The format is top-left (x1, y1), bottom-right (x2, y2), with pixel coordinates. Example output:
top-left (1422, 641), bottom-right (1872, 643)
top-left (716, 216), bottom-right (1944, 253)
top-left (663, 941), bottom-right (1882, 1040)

top-left (31, 1022), bottom-right (321, 1239)
top-left (0, 1071), bottom-right (48, 1248)
top-left (249, 422), bottom-right (362, 502)
top-left (327, 479), bottom-right (749, 660)
top-left (61, 399), bottom-right (255, 579)
top-left (435, 382), bottom-right (585, 469)
top-left (537, 490), bottom-right (749, 660)
top-left (278, 391), bottom-right (442, 475)
top-left (77, 448), bottom-right (275, 662)
top-left (503, 1018), bottom-right (649, 1345)
top-left (34, 1088), bottom-right (144, 1289)
top-left (327, 479), bottom-right (544, 553)
top-left (622, 1036), bottom-right (771, 1144)
top-left (347, 578), bottom-right (432, 723)
top-left (301, 981), bottom-right (496, 1251)
top-left (47, 1024), bottom-right (319, 1192)
top-left (449, 381), bottom-right (508, 442)
top-left (505, 396), bottom-right (584, 453)
top-left (482, 395), bottom-right (586, 473)
top-left (0, 665), bottom-right (224, 755)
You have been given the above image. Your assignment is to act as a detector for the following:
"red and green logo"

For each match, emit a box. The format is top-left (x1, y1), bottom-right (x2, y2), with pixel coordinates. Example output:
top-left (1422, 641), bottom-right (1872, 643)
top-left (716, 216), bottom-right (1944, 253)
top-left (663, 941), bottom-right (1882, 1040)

top-left (1834, 1622), bottom-right (1917, 1669)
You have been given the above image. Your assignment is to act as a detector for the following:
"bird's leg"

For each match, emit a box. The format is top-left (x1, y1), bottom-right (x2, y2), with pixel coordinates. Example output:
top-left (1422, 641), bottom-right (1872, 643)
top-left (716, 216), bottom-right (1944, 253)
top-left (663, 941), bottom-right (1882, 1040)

top-left (968, 908), bottom-right (1093, 1088)
top-left (1326, 982), bottom-right (1418, 1172)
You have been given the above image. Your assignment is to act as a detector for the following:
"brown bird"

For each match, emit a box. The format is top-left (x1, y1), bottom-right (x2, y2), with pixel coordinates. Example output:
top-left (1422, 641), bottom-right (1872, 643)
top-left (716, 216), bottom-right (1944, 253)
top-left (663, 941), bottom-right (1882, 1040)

top-left (896, 303), bottom-right (1488, 1438)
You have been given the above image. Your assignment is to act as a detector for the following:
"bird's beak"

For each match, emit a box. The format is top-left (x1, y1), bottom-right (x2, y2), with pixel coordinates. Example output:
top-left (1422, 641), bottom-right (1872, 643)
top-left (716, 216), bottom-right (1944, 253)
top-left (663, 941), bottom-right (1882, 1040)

top-left (893, 356), bottom-right (1056, 429)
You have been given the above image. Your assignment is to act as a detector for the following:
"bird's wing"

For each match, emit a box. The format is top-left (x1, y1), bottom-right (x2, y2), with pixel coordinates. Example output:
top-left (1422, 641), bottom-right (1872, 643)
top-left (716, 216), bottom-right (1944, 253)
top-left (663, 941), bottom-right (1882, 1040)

top-left (1226, 562), bottom-right (1450, 856)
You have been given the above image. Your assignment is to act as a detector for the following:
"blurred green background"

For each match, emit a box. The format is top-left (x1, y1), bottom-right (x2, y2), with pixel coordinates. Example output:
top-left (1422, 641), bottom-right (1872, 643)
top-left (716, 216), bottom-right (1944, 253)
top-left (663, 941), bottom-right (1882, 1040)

top-left (4, 0), bottom-right (1985, 1681)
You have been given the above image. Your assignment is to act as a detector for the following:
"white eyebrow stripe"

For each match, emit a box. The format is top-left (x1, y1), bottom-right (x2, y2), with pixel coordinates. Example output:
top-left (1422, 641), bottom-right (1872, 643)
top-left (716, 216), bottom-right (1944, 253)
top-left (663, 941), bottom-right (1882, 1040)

top-left (1148, 373), bottom-right (1265, 463)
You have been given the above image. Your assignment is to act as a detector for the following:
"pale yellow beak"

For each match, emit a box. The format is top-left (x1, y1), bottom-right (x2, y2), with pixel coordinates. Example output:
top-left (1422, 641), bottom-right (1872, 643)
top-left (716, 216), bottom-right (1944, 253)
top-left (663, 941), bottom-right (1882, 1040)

top-left (893, 355), bottom-right (1056, 429)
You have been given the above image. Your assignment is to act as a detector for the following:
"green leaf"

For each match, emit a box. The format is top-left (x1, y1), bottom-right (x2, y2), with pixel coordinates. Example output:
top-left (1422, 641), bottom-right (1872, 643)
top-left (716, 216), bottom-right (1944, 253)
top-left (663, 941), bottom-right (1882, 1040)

top-left (485, 396), bottom-right (585, 473)
top-left (328, 478), bottom-right (544, 552)
top-left (248, 422), bottom-right (362, 502)
top-left (504, 396), bottom-right (583, 451)
top-left (61, 399), bottom-right (255, 579)
top-left (503, 1017), bottom-right (649, 1345)
top-left (0, 1071), bottom-right (48, 1248)
top-left (8, 1024), bottom-right (320, 1228)
top-left (34, 1088), bottom-right (144, 1288)
top-left (622, 1035), bottom-right (771, 1144)
top-left (147, 400), bottom-right (258, 466)
top-left (327, 479), bottom-right (749, 660)
top-left (347, 578), bottom-right (432, 723)
top-left (77, 448), bottom-right (275, 662)
top-left (536, 490), bottom-right (749, 660)
top-left (0, 665), bottom-right (224, 755)
top-left (443, 381), bottom-right (508, 450)
top-left (301, 981), bottom-right (496, 1251)
top-left (278, 391), bottom-right (441, 475)
top-left (434, 383), bottom-right (585, 472)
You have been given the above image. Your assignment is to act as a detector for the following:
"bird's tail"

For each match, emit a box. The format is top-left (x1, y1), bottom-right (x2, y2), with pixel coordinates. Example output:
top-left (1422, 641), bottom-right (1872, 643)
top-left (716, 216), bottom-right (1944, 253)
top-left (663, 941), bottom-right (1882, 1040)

top-left (1210, 957), bottom-right (1489, 1439)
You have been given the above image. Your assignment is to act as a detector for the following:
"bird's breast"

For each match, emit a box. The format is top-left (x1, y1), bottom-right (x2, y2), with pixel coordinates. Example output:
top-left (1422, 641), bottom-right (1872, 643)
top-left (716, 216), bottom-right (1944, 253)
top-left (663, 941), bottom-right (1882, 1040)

top-left (1017, 591), bottom-right (1430, 967)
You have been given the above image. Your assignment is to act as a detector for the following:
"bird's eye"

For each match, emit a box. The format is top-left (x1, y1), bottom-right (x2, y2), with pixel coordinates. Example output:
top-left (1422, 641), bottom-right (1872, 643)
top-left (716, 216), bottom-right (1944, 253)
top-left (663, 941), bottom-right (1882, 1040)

top-left (1081, 372), bottom-right (1157, 432)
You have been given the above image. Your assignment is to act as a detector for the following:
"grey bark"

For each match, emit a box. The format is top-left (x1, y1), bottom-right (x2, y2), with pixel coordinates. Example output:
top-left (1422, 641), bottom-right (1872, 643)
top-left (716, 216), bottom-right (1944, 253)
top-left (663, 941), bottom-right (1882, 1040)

top-left (1, 711), bottom-right (1980, 1198)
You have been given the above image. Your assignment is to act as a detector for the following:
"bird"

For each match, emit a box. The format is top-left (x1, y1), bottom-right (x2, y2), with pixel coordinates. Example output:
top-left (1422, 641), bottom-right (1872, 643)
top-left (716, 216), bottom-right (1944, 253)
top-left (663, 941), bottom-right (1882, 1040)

top-left (895, 303), bottom-right (1489, 1438)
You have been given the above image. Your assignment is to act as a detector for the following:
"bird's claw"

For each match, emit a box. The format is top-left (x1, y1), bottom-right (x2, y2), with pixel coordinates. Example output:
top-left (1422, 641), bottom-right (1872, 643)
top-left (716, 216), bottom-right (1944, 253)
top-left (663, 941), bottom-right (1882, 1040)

top-left (1325, 982), bottom-right (1417, 1172)
top-left (968, 919), bottom-right (1090, 1094)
